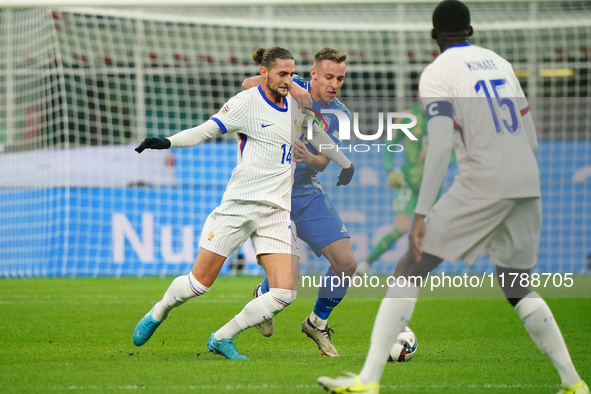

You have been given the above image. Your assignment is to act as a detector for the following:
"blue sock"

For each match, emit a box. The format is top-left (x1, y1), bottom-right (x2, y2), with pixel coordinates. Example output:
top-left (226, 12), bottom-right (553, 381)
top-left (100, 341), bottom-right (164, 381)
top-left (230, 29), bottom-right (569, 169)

top-left (313, 268), bottom-right (349, 320)
top-left (260, 276), bottom-right (270, 294)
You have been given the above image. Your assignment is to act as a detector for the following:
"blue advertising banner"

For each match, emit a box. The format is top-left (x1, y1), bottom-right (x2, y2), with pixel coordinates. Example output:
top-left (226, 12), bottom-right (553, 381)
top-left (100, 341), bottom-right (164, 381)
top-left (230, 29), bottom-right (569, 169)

top-left (0, 140), bottom-right (589, 277)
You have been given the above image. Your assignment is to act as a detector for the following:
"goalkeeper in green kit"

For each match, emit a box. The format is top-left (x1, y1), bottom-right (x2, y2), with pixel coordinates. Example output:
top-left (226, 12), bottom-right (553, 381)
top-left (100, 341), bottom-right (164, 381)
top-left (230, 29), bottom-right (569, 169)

top-left (357, 102), bottom-right (445, 276)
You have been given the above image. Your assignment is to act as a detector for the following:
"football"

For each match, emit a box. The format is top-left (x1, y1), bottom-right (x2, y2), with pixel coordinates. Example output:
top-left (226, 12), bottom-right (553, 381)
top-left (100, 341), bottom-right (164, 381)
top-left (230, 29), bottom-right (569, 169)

top-left (389, 326), bottom-right (418, 362)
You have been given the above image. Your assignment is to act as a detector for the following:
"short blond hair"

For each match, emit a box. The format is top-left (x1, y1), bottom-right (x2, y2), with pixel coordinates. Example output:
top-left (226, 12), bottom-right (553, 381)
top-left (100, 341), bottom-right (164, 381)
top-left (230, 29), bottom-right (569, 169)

top-left (313, 48), bottom-right (347, 66)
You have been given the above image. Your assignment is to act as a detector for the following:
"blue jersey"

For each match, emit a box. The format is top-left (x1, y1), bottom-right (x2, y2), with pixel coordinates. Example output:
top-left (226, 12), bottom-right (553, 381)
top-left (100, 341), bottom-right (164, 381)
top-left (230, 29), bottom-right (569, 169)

top-left (292, 75), bottom-right (352, 196)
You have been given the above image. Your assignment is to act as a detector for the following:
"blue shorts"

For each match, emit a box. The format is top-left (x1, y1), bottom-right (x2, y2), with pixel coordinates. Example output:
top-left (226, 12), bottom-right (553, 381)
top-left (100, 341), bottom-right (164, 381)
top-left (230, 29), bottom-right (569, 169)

top-left (291, 190), bottom-right (350, 256)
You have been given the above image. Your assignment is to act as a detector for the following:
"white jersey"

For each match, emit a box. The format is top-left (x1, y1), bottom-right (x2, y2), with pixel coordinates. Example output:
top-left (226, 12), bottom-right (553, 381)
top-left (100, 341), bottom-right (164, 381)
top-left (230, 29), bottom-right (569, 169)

top-left (210, 85), bottom-right (298, 211)
top-left (419, 43), bottom-right (540, 199)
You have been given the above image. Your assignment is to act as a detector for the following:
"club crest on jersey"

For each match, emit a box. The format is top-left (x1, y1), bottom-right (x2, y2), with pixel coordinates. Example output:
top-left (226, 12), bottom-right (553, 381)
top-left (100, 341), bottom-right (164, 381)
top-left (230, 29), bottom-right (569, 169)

top-left (208, 231), bottom-right (215, 240)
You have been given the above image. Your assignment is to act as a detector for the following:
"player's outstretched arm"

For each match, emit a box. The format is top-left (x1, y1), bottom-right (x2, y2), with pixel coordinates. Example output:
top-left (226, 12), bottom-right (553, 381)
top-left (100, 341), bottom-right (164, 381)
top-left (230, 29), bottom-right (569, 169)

top-left (414, 100), bottom-right (453, 215)
top-left (336, 164), bottom-right (354, 186)
top-left (292, 138), bottom-right (353, 185)
top-left (135, 137), bottom-right (171, 153)
top-left (135, 119), bottom-right (222, 153)
top-left (305, 113), bottom-right (354, 186)
top-left (306, 122), bottom-right (351, 169)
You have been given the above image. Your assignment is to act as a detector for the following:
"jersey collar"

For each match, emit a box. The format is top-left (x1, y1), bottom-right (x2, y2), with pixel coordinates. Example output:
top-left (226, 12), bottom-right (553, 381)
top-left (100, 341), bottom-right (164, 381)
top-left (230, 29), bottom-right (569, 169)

top-left (445, 42), bottom-right (471, 51)
top-left (258, 84), bottom-right (289, 112)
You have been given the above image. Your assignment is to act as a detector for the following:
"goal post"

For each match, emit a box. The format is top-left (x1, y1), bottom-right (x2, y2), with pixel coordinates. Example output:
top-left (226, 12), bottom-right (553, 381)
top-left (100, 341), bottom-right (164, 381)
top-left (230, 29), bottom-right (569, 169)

top-left (0, 2), bottom-right (589, 277)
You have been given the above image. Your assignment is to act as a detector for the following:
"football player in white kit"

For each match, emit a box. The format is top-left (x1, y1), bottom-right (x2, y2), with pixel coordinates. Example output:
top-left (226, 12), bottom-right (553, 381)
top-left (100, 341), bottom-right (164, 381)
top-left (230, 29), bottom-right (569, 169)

top-left (132, 47), bottom-right (353, 360)
top-left (318, 1), bottom-right (588, 393)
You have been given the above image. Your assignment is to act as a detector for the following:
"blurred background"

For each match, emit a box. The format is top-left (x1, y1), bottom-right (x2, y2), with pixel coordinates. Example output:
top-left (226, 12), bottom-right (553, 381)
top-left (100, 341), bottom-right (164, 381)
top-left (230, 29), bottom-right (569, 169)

top-left (0, 1), bottom-right (589, 277)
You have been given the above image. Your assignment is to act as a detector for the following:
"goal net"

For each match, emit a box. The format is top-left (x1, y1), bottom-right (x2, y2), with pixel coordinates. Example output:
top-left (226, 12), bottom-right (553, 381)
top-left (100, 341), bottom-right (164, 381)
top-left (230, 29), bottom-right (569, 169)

top-left (0, 1), bottom-right (589, 277)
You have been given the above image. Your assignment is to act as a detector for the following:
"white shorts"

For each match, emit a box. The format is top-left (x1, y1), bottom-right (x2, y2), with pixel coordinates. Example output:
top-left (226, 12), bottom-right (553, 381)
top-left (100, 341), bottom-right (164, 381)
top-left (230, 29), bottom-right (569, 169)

top-left (422, 191), bottom-right (541, 270)
top-left (199, 200), bottom-right (296, 258)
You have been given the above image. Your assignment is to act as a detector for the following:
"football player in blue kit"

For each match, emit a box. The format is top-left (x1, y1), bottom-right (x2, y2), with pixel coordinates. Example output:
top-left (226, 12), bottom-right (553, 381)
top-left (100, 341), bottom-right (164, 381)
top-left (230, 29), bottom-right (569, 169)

top-left (244, 47), bottom-right (356, 357)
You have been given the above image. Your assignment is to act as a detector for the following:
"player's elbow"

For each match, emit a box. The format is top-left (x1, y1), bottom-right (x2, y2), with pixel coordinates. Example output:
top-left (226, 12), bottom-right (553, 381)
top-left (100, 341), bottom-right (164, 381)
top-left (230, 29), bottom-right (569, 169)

top-left (315, 162), bottom-right (330, 173)
top-left (315, 155), bottom-right (330, 172)
top-left (430, 136), bottom-right (453, 156)
top-left (425, 138), bottom-right (453, 169)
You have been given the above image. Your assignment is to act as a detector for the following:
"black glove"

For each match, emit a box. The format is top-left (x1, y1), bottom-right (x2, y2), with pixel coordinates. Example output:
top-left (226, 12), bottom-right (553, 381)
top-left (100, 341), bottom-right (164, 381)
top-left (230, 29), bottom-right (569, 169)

top-left (337, 164), bottom-right (354, 186)
top-left (135, 137), bottom-right (171, 153)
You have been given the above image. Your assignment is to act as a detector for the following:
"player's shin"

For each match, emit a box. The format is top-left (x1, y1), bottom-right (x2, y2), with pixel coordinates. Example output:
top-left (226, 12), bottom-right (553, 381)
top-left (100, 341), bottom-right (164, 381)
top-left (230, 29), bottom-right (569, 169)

top-left (359, 283), bottom-right (419, 384)
top-left (153, 272), bottom-right (209, 321)
top-left (216, 288), bottom-right (296, 339)
top-left (310, 268), bottom-right (349, 329)
top-left (515, 292), bottom-right (582, 387)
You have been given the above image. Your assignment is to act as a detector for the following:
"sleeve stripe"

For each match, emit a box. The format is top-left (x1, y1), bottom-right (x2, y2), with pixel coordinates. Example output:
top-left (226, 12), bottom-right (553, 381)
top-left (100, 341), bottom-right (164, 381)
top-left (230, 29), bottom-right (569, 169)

top-left (453, 121), bottom-right (466, 146)
top-left (210, 116), bottom-right (227, 134)
top-left (520, 106), bottom-right (530, 116)
top-left (239, 133), bottom-right (247, 157)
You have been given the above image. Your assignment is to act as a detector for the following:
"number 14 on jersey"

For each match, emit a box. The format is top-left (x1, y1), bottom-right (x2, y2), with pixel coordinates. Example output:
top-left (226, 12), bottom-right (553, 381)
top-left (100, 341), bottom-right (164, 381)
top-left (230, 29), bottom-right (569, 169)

top-left (281, 144), bottom-right (292, 164)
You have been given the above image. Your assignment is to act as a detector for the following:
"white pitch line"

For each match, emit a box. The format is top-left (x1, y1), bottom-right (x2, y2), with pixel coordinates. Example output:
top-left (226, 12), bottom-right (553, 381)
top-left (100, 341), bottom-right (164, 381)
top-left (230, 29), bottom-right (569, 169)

top-left (50, 382), bottom-right (561, 391)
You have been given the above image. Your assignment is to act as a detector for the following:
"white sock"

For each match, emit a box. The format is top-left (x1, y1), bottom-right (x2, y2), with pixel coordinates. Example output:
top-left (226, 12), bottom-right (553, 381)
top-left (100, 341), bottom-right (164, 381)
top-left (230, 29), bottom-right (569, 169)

top-left (309, 311), bottom-right (327, 330)
top-left (153, 272), bottom-right (209, 321)
top-left (213, 320), bottom-right (243, 341)
top-left (216, 288), bottom-right (296, 339)
top-left (515, 292), bottom-right (581, 387)
top-left (359, 283), bottom-right (419, 384)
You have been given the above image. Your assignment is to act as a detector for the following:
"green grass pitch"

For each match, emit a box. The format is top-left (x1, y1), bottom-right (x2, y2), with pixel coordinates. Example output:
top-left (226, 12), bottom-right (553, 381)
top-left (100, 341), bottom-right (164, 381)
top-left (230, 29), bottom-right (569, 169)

top-left (1, 276), bottom-right (589, 393)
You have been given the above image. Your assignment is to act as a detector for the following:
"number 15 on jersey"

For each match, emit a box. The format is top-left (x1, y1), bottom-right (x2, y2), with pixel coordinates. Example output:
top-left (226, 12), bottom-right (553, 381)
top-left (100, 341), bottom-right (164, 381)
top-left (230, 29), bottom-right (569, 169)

top-left (475, 78), bottom-right (520, 135)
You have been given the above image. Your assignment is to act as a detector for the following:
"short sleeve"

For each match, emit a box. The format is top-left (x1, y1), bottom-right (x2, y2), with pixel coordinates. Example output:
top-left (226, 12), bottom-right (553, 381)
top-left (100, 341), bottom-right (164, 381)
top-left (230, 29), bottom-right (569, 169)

top-left (210, 94), bottom-right (249, 134)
